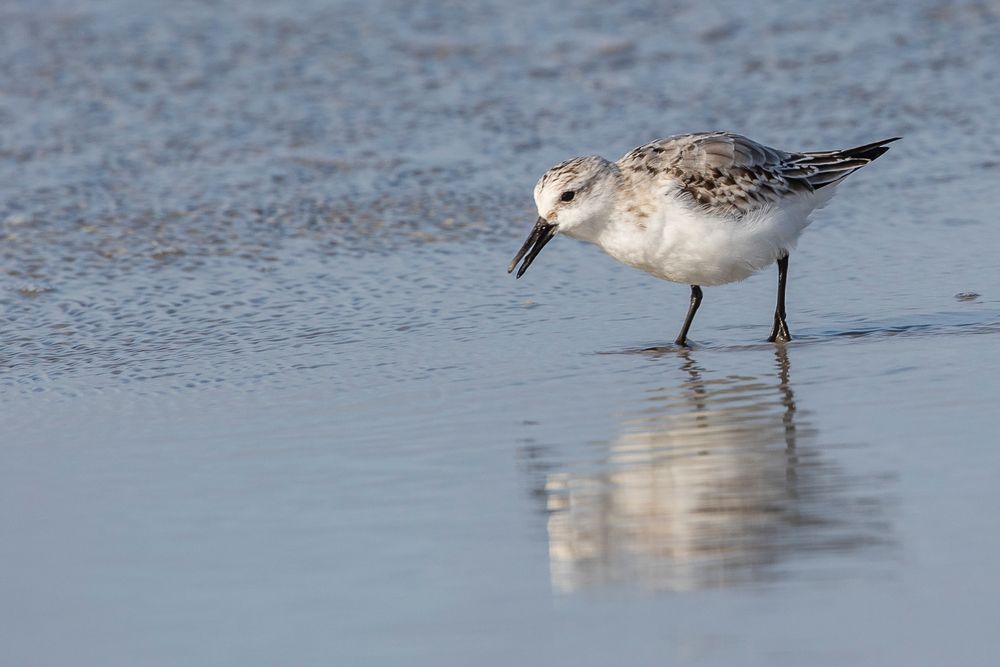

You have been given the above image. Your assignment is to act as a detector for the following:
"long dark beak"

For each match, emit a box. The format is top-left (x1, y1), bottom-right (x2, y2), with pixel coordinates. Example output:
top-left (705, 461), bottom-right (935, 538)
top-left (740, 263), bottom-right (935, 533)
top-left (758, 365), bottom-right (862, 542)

top-left (507, 217), bottom-right (557, 279)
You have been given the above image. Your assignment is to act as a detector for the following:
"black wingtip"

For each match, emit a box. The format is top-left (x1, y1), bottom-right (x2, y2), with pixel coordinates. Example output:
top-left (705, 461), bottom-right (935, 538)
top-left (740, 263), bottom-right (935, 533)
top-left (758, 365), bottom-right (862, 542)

top-left (803, 136), bottom-right (901, 189)
top-left (842, 136), bottom-right (902, 162)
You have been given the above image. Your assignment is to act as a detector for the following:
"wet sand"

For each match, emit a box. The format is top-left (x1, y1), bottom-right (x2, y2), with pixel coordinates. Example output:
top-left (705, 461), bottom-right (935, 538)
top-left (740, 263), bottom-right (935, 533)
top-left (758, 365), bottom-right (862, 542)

top-left (2, 0), bottom-right (1000, 665)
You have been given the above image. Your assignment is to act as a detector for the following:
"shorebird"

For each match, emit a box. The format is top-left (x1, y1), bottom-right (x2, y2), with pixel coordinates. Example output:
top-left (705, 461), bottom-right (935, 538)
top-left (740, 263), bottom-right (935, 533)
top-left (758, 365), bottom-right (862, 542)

top-left (508, 132), bottom-right (898, 346)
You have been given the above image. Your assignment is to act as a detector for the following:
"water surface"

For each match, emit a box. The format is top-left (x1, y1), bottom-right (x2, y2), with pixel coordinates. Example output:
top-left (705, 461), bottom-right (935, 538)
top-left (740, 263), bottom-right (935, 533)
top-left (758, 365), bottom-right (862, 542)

top-left (2, 0), bottom-right (1000, 665)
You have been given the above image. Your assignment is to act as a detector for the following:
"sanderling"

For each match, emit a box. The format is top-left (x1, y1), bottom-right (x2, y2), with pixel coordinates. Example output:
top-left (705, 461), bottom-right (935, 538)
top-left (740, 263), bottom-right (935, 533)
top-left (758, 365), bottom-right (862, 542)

top-left (508, 131), bottom-right (898, 346)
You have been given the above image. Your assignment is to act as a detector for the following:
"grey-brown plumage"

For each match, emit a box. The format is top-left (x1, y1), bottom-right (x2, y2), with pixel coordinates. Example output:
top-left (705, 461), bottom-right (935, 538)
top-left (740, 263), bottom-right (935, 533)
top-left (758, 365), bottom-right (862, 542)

top-left (513, 130), bottom-right (899, 346)
top-left (536, 155), bottom-right (611, 198)
top-left (619, 132), bottom-right (900, 217)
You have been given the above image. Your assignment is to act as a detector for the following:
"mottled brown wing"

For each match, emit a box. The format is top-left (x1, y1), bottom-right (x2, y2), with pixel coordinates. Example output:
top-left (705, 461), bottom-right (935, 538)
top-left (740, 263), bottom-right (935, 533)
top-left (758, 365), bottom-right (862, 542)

top-left (618, 132), bottom-right (809, 217)
top-left (618, 132), bottom-right (898, 217)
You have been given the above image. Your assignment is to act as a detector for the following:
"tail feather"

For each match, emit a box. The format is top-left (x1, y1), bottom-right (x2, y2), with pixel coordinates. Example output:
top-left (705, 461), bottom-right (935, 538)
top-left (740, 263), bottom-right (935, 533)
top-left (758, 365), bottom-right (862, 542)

top-left (794, 136), bottom-right (900, 189)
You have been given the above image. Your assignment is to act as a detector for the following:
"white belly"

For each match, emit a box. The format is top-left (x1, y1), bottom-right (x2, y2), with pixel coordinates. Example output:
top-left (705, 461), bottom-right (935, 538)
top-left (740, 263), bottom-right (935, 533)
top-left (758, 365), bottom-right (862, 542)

top-left (589, 191), bottom-right (832, 286)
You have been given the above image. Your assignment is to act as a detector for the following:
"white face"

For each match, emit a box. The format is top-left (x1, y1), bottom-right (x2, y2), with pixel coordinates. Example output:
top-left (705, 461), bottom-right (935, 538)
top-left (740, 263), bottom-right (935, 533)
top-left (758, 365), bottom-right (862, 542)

top-left (533, 155), bottom-right (616, 238)
top-left (509, 155), bottom-right (617, 279)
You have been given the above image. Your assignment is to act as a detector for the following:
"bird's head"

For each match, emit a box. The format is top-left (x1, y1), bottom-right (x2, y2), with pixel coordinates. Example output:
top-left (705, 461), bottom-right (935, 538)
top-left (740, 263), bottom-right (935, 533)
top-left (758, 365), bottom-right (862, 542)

top-left (508, 155), bottom-right (618, 278)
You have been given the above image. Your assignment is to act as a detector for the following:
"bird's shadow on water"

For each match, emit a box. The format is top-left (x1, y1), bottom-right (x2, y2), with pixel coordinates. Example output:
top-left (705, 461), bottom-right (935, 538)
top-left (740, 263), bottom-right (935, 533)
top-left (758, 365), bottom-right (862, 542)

top-left (526, 345), bottom-right (896, 593)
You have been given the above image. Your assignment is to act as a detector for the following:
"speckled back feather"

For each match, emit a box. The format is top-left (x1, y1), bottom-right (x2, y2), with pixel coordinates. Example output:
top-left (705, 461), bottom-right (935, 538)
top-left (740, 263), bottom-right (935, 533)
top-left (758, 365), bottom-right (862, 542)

top-left (618, 132), bottom-right (899, 217)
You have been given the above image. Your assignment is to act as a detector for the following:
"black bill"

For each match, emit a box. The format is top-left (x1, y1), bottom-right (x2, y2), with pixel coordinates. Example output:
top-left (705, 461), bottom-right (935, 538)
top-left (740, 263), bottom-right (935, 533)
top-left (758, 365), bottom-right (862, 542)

top-left (507, 217), bottom-right (556, 279)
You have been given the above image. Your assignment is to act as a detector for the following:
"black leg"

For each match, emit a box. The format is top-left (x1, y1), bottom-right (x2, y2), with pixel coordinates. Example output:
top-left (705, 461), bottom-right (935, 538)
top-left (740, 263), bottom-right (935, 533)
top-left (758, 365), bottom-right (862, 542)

top-left (767, 254), bottom-right (791, 343)
top-left (675, 285), bottom-right (703, 347)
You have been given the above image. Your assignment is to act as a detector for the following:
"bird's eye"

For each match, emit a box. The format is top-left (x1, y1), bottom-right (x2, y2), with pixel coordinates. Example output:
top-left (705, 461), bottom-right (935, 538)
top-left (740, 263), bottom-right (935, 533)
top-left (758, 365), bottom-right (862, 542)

top-left (560, 190), bottom-right (575, 202)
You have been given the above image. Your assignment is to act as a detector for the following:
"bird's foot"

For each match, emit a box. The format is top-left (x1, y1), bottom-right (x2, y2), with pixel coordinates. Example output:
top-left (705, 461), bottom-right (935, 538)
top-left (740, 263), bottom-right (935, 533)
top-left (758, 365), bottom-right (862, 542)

top-left (767, 322), bottom-right (791, 343)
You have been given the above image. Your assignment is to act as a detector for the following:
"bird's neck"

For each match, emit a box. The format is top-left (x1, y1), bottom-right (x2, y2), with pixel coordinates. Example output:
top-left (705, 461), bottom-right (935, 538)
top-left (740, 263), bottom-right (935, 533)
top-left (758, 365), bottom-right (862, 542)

top-left (563, 203), bottom-right (648, 263)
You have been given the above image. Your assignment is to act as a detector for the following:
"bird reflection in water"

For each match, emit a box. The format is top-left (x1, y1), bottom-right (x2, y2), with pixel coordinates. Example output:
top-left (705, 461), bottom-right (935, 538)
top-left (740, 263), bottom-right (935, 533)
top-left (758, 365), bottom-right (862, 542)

top-left (540, 347), bottom-right (891, 593)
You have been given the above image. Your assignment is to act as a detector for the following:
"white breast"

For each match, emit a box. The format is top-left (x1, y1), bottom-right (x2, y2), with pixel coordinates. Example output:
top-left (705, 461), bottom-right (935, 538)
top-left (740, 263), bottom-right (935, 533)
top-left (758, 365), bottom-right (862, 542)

top-left (583, 189), bottom-right (835, 286)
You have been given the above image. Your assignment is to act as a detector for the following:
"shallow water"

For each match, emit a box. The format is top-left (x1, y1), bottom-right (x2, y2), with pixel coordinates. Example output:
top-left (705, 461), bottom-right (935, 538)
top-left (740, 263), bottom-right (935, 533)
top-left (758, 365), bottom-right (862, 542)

top-left (3, 0), bottom-right (1000, 665)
